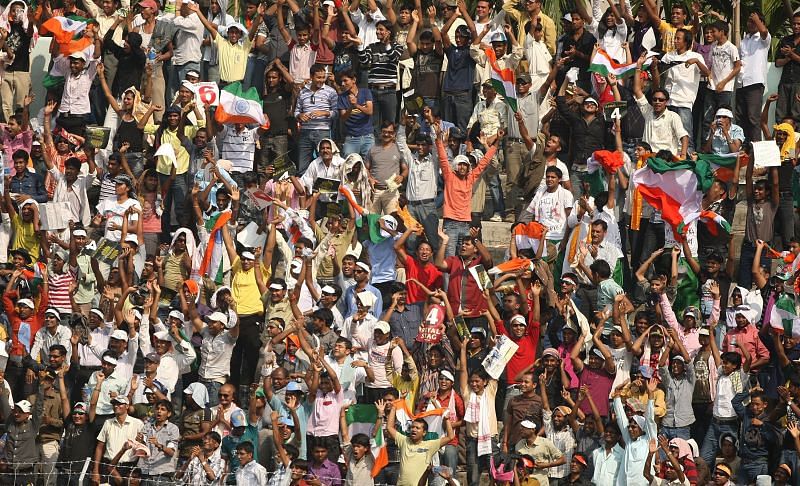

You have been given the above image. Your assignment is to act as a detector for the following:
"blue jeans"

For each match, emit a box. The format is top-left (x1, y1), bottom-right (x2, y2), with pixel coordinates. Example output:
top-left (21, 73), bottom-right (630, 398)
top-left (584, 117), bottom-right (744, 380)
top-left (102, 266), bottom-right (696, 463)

top-left (244, 57), bottom-right (268, 93)
top-left (440, 444), bottom-right (458, 474)
top-left (466, 436), bottom-right (499, 486)
top-left (700, 419), bottom-right (738, 464)
top-left (343, 133), bottom-right (375, 160)
top-left (442, 90), bottom-right (472, 131)
top-left (662, 425), bottom-right (691, 440)
top-left (737, 459), bottom-right (769, 484)
top-left (170, 61), bottom-right (201, 103)
top-left (202, 380), bottom-right (223, 407)
top-left (408, 198), bottom-right (440, 253)
top-left (702, 89), bottom-right (733, 143)
top-left (486, 171), bottom-right (505, 216)
top-left (297, 128), bottom-right (330, 175)
top-left (668, 106), bottom-right (694, 152)
top-left (443, 219), bottom-right (471, 258)
top-left (372, 86), bottom-right (397, 134)
top-left (159, 172), bottom-right (189, 240)
top-left (738, 239), bottom-right (770, 289)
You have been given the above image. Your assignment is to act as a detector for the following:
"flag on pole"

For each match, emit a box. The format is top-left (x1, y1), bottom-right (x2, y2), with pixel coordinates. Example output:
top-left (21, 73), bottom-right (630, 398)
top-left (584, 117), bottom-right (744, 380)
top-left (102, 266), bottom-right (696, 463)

top-left (215, 82), bottom-right (269, 126)
top-left (588, 48), bottom-right (653, 78)
top-left (484, 48), bottom-right (517, 112)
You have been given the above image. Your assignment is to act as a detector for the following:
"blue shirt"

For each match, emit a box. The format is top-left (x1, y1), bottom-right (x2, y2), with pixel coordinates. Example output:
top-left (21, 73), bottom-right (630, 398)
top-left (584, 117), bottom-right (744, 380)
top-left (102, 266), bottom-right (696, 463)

top-left (710, 123), bottom-right (745, 155)
top-left (338, 88), bottom-right (374, 138)
top-left (343, 284), bottom-right (383, 319)
top-left (442, 44), bottom-right (476, 92)
top-left (364, 236), bottom-right (398, 284)
top-left (10, 171), bottom-right (47, 203)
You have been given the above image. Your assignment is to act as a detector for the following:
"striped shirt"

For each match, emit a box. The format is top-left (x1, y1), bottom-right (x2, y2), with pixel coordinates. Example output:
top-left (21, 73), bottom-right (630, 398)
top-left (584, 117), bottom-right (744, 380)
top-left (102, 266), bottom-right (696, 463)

top-left (359, 42), bottom-right (403, 85)
top-left (219, 126), bottom-right (259, 173)
top-left (48, 270), bottom-right (76, 314)
top-left (98, 173), bottom-right (117, 204)
top-left (294, 84), bottom-right (338, 131)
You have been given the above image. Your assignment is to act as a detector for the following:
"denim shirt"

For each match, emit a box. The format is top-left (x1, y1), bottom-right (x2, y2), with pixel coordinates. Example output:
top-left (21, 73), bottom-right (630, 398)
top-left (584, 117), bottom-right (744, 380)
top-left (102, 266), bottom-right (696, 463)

top-left (10, 170), bottom-right (47, 203)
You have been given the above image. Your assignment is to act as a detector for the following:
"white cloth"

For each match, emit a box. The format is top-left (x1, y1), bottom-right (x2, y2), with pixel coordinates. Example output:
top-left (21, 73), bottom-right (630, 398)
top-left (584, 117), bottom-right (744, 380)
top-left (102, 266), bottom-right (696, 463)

top-left (465, 389), bottom-right (492, 456)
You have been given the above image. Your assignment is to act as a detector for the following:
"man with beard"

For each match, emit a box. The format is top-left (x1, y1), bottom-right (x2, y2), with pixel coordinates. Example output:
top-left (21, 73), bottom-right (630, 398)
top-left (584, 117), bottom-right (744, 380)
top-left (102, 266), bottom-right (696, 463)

top-left (398, 115), bottom-right (440, 252)
top-left (503, 370), bottom-right (543, 452)
top-left (367, 121), bottom-right (407, 215)
top-left (295, 64), bottom-right (339, 174)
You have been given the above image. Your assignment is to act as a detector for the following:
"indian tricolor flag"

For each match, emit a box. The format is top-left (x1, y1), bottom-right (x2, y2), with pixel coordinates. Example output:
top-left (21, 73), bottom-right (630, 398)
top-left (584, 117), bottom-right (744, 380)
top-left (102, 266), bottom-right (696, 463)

top-left (215, 82), bottom-right (269, 127)
top-left (513, 222), bottom-right (547, 257)
top-left (489, 257), bottom-right (534, 275)
top-left (769, 293), bottom-right (800, 340)
top-left (344, 404), bottom-right (389, 478)
top-left (484, 48), bottom-right (517, 112)
top-left (199, 210), bottom-right (232, 284)
top-left (679, 210), bottom-right (731, 237)
top-left (393, 399), bottom-right (447, 438)
top-left (41, 16), bottom-right (87, 45)
top-left (631, 157), bottom-right (704, 239)
top-left (695, 152), bottom-right (740, 183)
top-left (589, 48), bottom-right (652, 78)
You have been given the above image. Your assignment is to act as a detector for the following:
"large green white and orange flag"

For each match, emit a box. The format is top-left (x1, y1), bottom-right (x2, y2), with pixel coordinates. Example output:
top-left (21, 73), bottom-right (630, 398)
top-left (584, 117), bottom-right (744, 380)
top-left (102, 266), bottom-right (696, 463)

top-left (215, 82), bottom-right (269, 127)
top-left (589, 48), bottom-right (655, 78)
top-left (344, 404), bottom-right (389, 478)
top-left (484, 48), bottom-right (517, 112)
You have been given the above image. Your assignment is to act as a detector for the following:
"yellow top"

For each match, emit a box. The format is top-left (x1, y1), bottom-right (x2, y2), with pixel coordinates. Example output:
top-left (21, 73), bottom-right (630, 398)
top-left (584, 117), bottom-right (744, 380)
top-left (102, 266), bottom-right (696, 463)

top-left (231, 256), bottom-right (270, 316)
top-left (215, 35), bottom-right (253, 83)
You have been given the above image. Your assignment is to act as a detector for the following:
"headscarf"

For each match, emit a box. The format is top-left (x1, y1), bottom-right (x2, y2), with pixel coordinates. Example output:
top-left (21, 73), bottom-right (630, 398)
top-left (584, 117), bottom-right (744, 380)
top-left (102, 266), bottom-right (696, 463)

top-left (184, 382), bottom-right (209, 408)
top-left (774, 123), bottom-right (796, 160)
top-left (123, 86), bottom-right (152, 125)
top-left (341, 153), bottom-right (373, 207)
top-left (172, 228), bottom-right (202, 281)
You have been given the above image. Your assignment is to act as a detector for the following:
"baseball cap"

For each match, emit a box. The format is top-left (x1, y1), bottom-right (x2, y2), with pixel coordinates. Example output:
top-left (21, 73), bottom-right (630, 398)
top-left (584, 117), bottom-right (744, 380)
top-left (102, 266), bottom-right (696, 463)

top-left (185, 69), bottom-right (200, 79)
top-left (153, 330), bottom-right (171, 341)
top-left (113, 174), bottom-right (134, 188)
top-left (111, 396), bottom-right (130, 405)
top-left (15, 400), bottom-right (31, 413)
top-left (583, 97), bottom-right (599, 107)
top-left (280, 415), bottom-right (295, 427)
top-left (138, 0), bottom-right (158, 9)
top-left (286, 381), bottom-right (303, 393)
top-left (69, 51), bottom-right (87, 62)
top-left (124, 235), bottom-right (139, 246)
top-left (102, 355), bottom-right (119, 366)
top-left (241, 251), bottom-right (255, 261)
top-left (168, 310), bottom-right (185, 322)
top-left (520, 420), bottom-right (537, 429)
top-left (542, 348), bottom-right (560, 360)
top-left (355, 262), bottom-right (371, 273)
top-left (145, 352), bottom-right (161, 363)
top-left (110, 330), bottom-right (128, 341)
top-left (470, 326), bottom-right (487, 336)
top-left (439, 370), bottom-right (455, 382)
top-left (683, 307), bottom-right (698, 319)
top-left (517, 72), bottom-right (532, 84)
top-left (489, 32), bottom-right (507, 43)
top-left (573, 453), bottom-right (588, 468)
top-left (72, 402), bottom-right (88, 413)
top-left (698, 327), bottom-right (710, 336)
top-left (72, 229), bottom-right (88, 237)
top-left (44, 308), bottom-right (60, 318)
top-left (230, 409), bottom-right (247, 427)
top-left (374, 321), bottom-right (391, 334)
top-left (207, 311), bottom-right (229, 326)
top-left (714, 464), bottom-right (732, 477)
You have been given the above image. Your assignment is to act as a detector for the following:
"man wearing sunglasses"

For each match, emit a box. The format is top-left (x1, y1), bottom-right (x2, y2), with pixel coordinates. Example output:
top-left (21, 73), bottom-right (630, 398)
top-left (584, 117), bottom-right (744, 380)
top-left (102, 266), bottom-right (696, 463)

top-left (634, 53), bottom-right (689, 159)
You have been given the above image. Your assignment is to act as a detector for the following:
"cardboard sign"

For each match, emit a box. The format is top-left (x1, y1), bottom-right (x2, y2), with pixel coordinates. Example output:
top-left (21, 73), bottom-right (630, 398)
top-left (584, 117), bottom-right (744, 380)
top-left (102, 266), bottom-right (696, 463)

top-left (195, 82), bottom-right (220, 106)
top-left (482, 334), bottom-right (519, 379)
top-left (247, 189), bottom-right (273, 210)
top-left (752, 140), bottom-right (782, 168)
top-left (93, 238), bottom-right (121, 266)
top-left (39, 202), bottom-right (73, 230)
top-left (603, 101), bottom-right (627, 121)
top-left (416, 323), bottom-right (444, 344)
top-left (314, 177), bottom-right (341, 195)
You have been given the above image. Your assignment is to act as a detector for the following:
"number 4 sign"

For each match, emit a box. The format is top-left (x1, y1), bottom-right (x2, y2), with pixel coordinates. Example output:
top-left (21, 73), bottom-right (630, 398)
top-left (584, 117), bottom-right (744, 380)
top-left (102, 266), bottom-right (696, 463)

top-left (195, 82), bottom-right (220, 106)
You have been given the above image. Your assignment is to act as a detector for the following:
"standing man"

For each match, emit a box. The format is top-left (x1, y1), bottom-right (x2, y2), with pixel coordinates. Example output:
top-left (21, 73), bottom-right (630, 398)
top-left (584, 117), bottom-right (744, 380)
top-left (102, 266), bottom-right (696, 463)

top-left (170, 0), bottom-right (205, 101)
top-left (359, 20), bottom-right (403, 132)
top-left (737, 12), bottom-right (771, 142)
top-left (503, 0), bottom-right (556, 55)
top-left (92, 397), bottom-right (144, 484)
top-left (366, 122), bottom-right (407, 215)
top-left (633, 54), bottom-right (689, 158)
top-left (295, 64), bottom-right (338, 175)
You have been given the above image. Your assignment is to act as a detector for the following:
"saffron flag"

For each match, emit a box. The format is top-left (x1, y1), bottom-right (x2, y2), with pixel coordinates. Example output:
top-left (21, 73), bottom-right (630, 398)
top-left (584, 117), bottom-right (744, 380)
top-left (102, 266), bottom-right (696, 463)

top-left (215, 82), bottom-right (269, 126)
top-left (489, 257), bottom-right (534, 275)
top-left (40, 16), bottom-right (86, 45)
top-left (513, 221), bottom-right (548, 258)
top-left (586, 150), bottom-right (625, 194)
top-left (338, 186), bottom-right (366, 224)
top-left (631, 157), bottom-right (704, 239)
top-left (769, 293), bottom-right (800, 340)
top-left (484, 48), bottom-right (517, 112)
top-left (588, 48), bottom-right (653, 78)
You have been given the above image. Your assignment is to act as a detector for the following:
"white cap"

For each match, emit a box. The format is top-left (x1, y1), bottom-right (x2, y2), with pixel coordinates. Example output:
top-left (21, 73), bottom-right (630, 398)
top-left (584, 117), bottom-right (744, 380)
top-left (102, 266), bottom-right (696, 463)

top-left (44, 308), bottom-right (60, 318)
top-left (322, 0), bottom-right (336, 6)
top-left (241, 251), bottom-right (256, 260)
top-left (15, 400), bottom-right (31, 413)
top-left (16, 298), bottom-right (34, 309)
top-left (124, 235), bottom-right (139, 246)
top-left (90, 309), bottom-right (105, 320)
top-left (102, 355), bottom-right (119, 365)
top-left (269, 282), bottom-right (285, 290)
top-left (520, 419), bottom-right (536, 429)
top-left (453, 155), bottom-right (470, 167)
top-left (355, 262), bottom-right (371, 273)
top-left (207, 311), bottom-right (229, 326)
top-left (69, 51), bottom-right (87, 62)
top-left (153, 330), bottom-right (171, 341)
top-left (72, 229), bottom-right (88, 237)
top-left (110, 330), bottom-right (128, 341)
top-left (321, 285), bottom-right (336, 294)
top-left (111, 396), bottom-right (130, 405)
top-left (374, 321), bottom-right (391, 334)
top-left (715, 108), bottom-right (734, 119)
top-left (168, 310), bottom-right (184, 322)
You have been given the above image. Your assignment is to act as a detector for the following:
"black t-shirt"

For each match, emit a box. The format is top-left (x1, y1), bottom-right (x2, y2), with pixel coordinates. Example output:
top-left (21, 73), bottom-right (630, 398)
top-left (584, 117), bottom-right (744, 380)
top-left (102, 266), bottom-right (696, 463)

top-left (6, 23), bottom-right (31, 72)
top-left (263, 88), bottom-right (293, 135)
top-left (563, 30), bottom-right (597, 82)
top-left (333, 41), bottom-right (360, 75)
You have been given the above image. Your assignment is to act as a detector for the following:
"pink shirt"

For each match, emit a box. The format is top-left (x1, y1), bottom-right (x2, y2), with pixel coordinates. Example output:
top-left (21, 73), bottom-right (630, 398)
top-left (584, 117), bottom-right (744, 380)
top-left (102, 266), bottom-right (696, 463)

top-left (289, 40), bottom-right (319, 83)
top-left (307, 389), bottom-right (344, 437)
top-left (437, 140), bottom-right (497, 222)
top-left (0, 126), bottom-right (32, 163)
top-left (722, 324), bottom-right (770, 370)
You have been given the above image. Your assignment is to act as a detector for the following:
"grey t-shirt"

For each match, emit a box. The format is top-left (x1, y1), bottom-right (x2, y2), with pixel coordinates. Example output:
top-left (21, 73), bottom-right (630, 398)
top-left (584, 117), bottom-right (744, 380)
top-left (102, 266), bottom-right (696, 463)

top-left (367, 143), bottom-right (405, 185)
top-left (745, 199), bottom-right (778, 243)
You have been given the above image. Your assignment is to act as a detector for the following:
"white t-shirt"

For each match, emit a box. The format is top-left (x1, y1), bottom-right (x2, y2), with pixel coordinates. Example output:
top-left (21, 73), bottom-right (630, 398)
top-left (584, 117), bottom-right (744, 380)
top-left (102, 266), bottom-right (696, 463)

top-left (661, 50), bottom-right (707, 109)
top-left (738, 32), bottom-right (771, 88)
top-left (610, 346), bottom-right (633, 391)
top-left (710, 41), bottom-right (740, 92)
top-left (96, 197), bottom-right (142, 242)
top-left (527, 186), bottom-right (574, 240)
top-left (535, 159), bottom-right (570, 193)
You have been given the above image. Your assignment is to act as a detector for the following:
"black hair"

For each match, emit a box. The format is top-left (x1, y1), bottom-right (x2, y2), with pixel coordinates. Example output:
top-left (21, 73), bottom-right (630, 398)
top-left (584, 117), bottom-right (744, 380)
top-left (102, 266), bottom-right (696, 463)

top-left (206, 431), bottom-right (222, 444)
top-left (711, 20), bottom-right (729, 35)
top-left (309, 63), bottom-right (328, 76)
top-left (651, 88), bottom-right (670, 101)
top-left (154, 399), bottom-right (174, 415)
top-left (236, 441), bottom-right (255, 454)
top-left (412, 418), bottom-right (429, 431)
top-left (49, 344), bottom-right (68, 356)
top-left (721, 351), bottom-right (742, 369)
top-left (591, 219), bottom-right (608, 231)
top-left (589, 260), bottom-right (612, 279)
top-left (335, 337), bottom-right (353, 349)
top-left (285, 444), bottom-right (300, 460)
top-left (675, 28), bottom-right (692, 47)
top-left (65, 157), bottom-right (82, 170)
top-left (545, 166), bottom-right (563, 179)
top-left (312, 308), bottom-right (334, 327)
top-left (351, 433), bottom-right (371, 448)
top-left (12, 149), bottom-right (28, 161)
top-left (291, 459), bottom-right (310, 471)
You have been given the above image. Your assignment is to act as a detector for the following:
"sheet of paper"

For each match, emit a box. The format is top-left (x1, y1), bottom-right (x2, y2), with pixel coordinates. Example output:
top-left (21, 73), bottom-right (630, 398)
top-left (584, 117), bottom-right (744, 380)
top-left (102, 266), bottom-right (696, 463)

top-left (39, 202), bottom-right (72, 230)
top-left (236, 222), bottom-right (267, 249)
top-left (752, 140), bottom-right (781, 168)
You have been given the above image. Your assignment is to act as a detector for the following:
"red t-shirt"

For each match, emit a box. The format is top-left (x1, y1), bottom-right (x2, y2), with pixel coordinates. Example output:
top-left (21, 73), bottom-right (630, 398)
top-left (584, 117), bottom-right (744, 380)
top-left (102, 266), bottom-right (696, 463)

top-left (496, 318), bottom-right (540, 384)
top-left (405, 254), bottom-right (443, 305)
top-left (444, 255), bottom-right (487, 318)
top-left (578, 365), bottom-right (615, 417)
